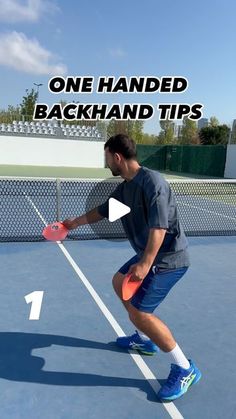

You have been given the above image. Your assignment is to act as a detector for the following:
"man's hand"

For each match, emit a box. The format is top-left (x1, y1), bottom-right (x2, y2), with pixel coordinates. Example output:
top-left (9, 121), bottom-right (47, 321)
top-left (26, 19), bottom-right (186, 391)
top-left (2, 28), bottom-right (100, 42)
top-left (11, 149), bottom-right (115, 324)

top-left (63, 209), bottom-right (103, 230)
top-left (128, 262), bottom-right (150, 282)
top-left (62, 217), bottom-right (80, 230)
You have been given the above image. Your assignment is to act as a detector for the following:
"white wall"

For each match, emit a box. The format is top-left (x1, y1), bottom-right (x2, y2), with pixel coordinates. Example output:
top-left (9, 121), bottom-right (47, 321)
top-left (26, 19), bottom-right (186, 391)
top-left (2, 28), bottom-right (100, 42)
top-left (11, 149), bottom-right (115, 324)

top-left (0, 135), bottom-right (105, 168)
top-left (224, 145), bottom-right (236, 178)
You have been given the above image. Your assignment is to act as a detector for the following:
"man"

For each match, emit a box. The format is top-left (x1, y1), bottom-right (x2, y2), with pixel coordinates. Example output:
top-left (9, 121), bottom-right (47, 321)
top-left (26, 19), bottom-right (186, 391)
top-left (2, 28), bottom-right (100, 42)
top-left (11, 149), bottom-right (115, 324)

top-left (63, 134), bottom-right (201, 401)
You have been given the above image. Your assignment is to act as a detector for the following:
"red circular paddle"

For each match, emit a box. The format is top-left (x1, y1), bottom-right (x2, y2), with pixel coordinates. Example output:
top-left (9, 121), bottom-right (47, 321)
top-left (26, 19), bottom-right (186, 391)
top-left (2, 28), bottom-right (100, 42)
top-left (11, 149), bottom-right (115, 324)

top-left (122, 273), bottom-right (144, 301)
top-left (43, 222), bottom-right (68, 241)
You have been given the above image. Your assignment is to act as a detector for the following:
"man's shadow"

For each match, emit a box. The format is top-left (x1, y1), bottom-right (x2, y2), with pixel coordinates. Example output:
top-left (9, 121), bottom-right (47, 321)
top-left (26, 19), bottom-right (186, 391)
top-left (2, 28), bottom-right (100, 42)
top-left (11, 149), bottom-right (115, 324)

top-left (0, 332), bottom-right (166, 403)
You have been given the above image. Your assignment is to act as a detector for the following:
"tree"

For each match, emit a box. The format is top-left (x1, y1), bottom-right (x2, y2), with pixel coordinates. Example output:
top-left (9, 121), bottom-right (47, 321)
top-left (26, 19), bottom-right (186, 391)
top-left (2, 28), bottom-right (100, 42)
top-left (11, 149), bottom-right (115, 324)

top-left (209, 116), bottom-right (219, 127)
top-left (179, 117), bottom-right (200, 144)
top-left (158, 120), bottom-right (175, 144)
top-left (106, 120), bottom-right (127, 137)
top-left (106, 120), bottom-right (145, 143)
top-left (20, 88), bottom-right (38, 121)
top-left (129, 121), bottom-right (144, 143)
top-left (199, 125), bottom-right (230, 145)
top-left (141, 133), bottom-right (159, 144)
top-left (0, 105), bottom-right (21, 123)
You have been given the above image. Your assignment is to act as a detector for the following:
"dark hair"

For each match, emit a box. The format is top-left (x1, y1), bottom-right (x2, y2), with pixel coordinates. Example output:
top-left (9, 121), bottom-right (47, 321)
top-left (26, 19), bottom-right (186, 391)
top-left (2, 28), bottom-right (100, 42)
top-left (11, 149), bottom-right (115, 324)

top-left (104, 134), bottom-right (137, 160)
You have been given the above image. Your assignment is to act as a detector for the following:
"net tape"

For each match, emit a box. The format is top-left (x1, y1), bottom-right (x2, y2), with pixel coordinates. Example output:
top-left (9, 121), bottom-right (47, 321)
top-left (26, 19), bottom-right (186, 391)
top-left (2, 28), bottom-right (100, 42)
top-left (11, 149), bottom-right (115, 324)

top-left (1, 177), bottom-right (236, 242)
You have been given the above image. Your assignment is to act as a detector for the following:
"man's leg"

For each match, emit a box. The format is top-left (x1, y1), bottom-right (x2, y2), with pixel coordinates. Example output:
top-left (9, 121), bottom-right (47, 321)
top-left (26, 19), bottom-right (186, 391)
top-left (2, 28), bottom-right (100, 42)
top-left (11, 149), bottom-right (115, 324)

top-left (113, 271), bottom-right (175, 352)
top-left (128, 305), bottom-right (176, 352)
top-left (112, 270), bottom-right (201, 401)
top-left (113, 270), bottom-right (190, 366)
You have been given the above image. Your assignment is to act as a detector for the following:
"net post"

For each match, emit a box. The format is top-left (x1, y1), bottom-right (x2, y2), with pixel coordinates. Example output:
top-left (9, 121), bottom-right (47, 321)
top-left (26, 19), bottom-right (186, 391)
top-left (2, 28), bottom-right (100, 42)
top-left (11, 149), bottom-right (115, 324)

top-left (56, 178), bottom-right (61, 221)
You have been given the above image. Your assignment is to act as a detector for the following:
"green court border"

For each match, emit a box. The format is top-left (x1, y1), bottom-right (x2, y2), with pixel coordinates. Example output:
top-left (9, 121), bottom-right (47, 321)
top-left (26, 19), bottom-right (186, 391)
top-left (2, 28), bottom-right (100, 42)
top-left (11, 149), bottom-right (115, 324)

top-left (0, 164), bottom-right (217, 180)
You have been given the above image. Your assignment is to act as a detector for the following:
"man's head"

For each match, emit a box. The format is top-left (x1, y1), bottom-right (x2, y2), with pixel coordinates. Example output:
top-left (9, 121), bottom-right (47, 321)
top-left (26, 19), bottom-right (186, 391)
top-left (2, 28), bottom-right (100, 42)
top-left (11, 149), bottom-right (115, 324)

top-left (104, 134), bottom-right (137, 176)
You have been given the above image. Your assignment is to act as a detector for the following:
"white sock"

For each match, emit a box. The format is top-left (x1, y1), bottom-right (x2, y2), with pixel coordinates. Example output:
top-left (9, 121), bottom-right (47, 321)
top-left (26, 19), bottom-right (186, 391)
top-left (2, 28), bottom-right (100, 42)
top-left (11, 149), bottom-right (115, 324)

top-left (168, 344), bottom-right (190, 369)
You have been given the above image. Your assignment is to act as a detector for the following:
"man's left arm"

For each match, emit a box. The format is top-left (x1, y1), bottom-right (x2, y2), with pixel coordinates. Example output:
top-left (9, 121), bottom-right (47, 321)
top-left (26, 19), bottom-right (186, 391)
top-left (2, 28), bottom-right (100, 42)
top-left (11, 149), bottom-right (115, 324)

top-left (128, 228), bottom-right (166, 281)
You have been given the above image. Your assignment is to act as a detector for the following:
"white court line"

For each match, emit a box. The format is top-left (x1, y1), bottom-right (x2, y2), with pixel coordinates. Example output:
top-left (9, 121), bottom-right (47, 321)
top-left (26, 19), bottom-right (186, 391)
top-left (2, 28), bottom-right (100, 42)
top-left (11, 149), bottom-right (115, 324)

top-left (23, 192), bottom-right (48, 225)
top-left (177, 199), bottom-right (236, 222)
top-left (24, 193), bottom-right (184, 419)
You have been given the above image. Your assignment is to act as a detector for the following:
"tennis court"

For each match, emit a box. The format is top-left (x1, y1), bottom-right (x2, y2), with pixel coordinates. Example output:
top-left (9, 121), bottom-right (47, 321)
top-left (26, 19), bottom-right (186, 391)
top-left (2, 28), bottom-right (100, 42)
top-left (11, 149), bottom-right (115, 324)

top-left (0, 174), bottom-right (236, 419)
top-left (0, 164), bottom-right (207, 179)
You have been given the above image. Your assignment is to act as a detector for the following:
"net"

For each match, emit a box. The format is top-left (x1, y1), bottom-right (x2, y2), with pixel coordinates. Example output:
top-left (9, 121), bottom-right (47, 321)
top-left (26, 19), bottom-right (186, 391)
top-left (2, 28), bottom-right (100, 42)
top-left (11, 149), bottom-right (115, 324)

top-left (0, 177), bottom-right (236, 242)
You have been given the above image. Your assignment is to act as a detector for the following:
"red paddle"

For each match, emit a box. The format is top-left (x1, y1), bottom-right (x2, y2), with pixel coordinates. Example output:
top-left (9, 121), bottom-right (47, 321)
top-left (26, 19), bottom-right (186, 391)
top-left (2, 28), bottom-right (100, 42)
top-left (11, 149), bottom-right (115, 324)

top-left (122, 273), bottom-right (144, 301)
top-left (43, 222), bottom-right (68, 241)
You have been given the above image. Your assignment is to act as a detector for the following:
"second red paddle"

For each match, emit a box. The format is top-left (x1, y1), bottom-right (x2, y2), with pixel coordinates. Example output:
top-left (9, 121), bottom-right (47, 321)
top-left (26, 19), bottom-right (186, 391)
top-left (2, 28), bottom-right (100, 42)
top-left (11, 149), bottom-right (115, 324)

top-left (122, 273), bottom-right (144, 301)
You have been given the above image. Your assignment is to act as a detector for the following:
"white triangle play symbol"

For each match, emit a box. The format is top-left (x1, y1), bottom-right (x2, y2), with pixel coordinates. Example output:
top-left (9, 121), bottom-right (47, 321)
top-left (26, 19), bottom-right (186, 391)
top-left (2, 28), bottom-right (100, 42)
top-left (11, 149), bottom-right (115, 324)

top-left (108, 198), bottom-right (131, 222)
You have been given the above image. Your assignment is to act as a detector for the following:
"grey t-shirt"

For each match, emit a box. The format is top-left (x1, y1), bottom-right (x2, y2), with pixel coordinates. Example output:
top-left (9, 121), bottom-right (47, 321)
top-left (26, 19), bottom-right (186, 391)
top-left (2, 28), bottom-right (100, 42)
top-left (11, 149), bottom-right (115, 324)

top-left (97, 167), bottom-right (190, 269)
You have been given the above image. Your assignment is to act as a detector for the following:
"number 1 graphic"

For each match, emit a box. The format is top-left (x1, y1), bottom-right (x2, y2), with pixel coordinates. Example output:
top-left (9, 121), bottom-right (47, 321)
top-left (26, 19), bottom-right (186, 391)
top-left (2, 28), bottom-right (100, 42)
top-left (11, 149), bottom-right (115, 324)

top-left (25, 291), bottom-right (44, 320)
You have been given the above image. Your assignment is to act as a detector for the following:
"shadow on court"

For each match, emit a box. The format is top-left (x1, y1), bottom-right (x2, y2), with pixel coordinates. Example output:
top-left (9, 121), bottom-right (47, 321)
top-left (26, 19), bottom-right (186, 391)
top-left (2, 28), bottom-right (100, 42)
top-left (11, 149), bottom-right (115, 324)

top-left (0, 332), bottom-right (165, 403)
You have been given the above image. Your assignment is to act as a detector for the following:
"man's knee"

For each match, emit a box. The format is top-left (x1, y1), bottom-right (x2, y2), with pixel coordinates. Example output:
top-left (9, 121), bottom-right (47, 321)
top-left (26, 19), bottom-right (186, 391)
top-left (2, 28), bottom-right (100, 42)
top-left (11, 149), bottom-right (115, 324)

top-left (128, 304), bottom-right (153, 325)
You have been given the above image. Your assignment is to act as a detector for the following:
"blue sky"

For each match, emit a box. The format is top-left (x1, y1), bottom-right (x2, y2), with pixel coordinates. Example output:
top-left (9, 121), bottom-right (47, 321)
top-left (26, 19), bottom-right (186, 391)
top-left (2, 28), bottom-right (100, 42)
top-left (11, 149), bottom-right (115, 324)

top-left (0, 0), bottom-right (235, 134)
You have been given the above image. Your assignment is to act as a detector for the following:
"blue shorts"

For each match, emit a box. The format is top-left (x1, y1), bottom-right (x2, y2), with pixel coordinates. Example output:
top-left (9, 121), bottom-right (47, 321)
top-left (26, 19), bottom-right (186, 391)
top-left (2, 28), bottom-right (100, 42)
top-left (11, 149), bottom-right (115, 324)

top-left (118, 255), bottom-right (188, 313)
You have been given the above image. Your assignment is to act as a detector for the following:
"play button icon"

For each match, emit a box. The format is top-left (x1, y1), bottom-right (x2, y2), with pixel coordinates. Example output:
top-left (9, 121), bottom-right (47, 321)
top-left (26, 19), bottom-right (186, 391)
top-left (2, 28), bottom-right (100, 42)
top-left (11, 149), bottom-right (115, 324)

top-left (108, 198), bottom-right (131, 222)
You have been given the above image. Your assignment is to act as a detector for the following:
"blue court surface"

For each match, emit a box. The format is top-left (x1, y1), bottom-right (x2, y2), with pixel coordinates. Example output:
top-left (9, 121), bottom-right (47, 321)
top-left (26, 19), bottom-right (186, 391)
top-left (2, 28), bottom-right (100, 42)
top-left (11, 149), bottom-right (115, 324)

top-left (0, 236), bottom-right (236, 419)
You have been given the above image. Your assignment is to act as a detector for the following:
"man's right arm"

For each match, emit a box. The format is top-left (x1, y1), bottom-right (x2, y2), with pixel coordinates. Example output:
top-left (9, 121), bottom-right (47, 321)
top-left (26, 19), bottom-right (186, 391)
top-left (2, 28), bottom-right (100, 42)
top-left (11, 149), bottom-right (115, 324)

top-left (63, 182), bottom-right (121, 230)
top-left (63, 207), bottom-right (104, 230)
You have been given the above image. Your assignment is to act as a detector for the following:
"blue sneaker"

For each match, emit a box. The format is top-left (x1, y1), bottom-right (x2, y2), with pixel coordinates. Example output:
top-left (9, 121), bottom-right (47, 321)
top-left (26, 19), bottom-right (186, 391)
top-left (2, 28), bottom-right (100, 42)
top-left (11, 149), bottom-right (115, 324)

top-left (116, 330), bottom-right (159, 355)
top-left (157, 360), bottom-right (201, 401)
